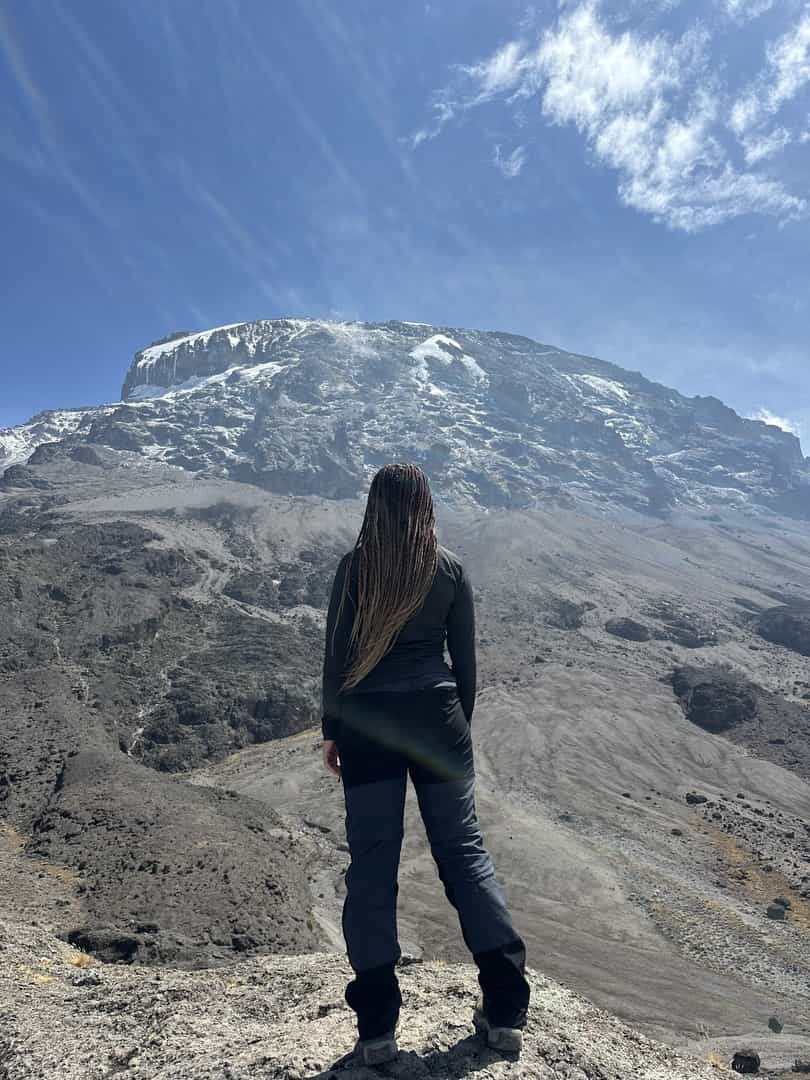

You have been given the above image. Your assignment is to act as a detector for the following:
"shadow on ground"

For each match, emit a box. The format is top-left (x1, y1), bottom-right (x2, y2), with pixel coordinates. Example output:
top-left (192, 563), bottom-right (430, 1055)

top-left (309, 1032), bottom-right (513, 1078)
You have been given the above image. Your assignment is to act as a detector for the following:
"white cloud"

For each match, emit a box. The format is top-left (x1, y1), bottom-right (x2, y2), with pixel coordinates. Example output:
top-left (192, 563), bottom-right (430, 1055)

top-left (493, 144), bottom-right (526, 177)
top-left (412, 1), bottom-right (808, 231)
top-left (739, 125), bottom-right (792, 163)
top-left (723, 0), bottom-right (776, 22)
top-left (409, 41), bottom-right (534, 149)
top-left (730, 11), bottom-right (810, 139)
top-left (410, 100), bottom-right (457, 148)
top-left (749, 408), bottom-right (801, 435)
top-left (537, 5), bottom-right (687, 129)
top-left (529, 4), bottom-right (803, 229)
top-left (463, 41), bottom-right (530, 100)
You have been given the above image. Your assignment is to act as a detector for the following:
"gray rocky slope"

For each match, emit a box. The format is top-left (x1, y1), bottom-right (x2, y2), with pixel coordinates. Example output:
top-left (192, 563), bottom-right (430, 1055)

top-left (2, 319), bottom-right (810, 1076)
top-left (1, 319), bottom-right (808, 518)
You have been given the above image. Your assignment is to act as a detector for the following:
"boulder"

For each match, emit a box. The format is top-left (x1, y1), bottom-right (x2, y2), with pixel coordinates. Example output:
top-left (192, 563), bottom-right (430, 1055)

top-left (546, 599), bottom-right (595, 631)
top-left (756, 603), bottom-right (810, 657)
top-left (671, 668), bottom-right (758, 733)
top-left (69, 445), bottom-right (109, 467)
top-left (64, 928), bottom-right (140, 964)
top-left (0, 464), bottom-right (51, 490)
top-left (605, 618), bottom-right (651, 642)
top-left (731, 1049), bottom-right (760, 1073)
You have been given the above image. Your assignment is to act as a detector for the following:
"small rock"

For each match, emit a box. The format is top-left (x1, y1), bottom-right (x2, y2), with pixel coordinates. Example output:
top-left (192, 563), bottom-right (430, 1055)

top-left (671, 828), bottom-right (684, 837)
top-left (397, 953), bottom-right (423, 968)
top-left (768, 1016), bottom-right (783, 1033)
top-left (766, 904), bottom-right (787, 921)
top-left (773, 896), bottom-right (791, 909)
top-left (685, 792), bottom-right (708, 805)
top-left (109, 1045), bottom-right (138, 1069)
top-left (605, 617), bottom-right (651, 642)
top-left (70, 971), bottom-right (102, 987)
top-left (731, 1048), bottom-right (760, 1073)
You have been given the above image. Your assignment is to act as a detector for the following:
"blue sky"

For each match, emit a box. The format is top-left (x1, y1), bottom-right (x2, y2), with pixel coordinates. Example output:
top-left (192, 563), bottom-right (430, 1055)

top-left (1, 0), bottom-right (808, 449)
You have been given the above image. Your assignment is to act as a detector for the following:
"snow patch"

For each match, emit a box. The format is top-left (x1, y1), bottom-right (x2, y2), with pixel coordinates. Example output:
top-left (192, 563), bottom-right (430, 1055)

top-left (574, 375), bottom-right (631, 403)
top-left (238, 360), bottom-right (287, 382)
top-left (128, 384), bottom-right (168, 401)
top-left (604, 415), bottom-right (655, 447)
top-left (0, 408), bottom-right (113, 469)
top-left (136, 323), bottom-right (246, 370)
top-left (127, 363), bottom-right (288, 405)
top-left (409, 335), bottom-right (489, 386)
top-left (0, 427), bottom-right (38, 468)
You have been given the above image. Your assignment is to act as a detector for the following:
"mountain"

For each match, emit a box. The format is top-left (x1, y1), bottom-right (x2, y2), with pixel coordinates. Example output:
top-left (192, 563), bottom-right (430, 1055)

top-left (2, 318), bottom-right (808, 517)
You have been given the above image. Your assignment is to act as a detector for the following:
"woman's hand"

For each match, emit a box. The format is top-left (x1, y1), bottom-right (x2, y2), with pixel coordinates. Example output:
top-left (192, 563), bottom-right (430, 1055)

top-left (323, 739), bottom-right (341, 779)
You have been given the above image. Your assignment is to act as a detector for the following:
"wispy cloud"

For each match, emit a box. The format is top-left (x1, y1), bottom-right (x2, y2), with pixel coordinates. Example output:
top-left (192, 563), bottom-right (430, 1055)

top-left (411, 1), bottom-right (808, 231)
top-left (216, 0), bottom-right (365, 207)
top-left (410, 100), bottom-right (458, 149)
top-left (0, 3), bottom-right (141, 226)
top-left (749, 407), bottom-right (801, 435)
top-left (0, 5), bottom-right (46, 118)
top-left (738, 125), bottom-right (792, 163)
top-left (723, 0), bottom-right (776, 23)
top-left (730, 10), bottom-right (810, 145)
top-left (493, 144), bottom-right (526, 177)
top-left (464, 41), bottom-right (532, 101)
top-left (162, 154), bottom-right (278, 279)
top-left (293, 0), bottom-right (427, 195)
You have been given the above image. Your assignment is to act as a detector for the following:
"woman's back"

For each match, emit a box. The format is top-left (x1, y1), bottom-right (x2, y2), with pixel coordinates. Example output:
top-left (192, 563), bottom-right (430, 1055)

top-left (321, 542), bottom-right (477, 732)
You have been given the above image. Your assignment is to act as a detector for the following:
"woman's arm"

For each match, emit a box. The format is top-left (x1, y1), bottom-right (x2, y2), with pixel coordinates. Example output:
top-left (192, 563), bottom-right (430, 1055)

top-left (446, 561), bottom-right (477, 724)
top-left (321, 552), bottom-right (354, 740)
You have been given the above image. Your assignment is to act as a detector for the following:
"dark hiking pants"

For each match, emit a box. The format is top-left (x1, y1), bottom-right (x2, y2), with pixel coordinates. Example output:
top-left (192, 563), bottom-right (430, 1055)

top-left (333, 685), bottom-right (530, 1040)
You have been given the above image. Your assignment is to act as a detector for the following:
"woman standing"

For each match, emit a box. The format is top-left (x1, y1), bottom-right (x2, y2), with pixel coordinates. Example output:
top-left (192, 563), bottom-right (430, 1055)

top-left (321, 463), bottom-right (530, 1066)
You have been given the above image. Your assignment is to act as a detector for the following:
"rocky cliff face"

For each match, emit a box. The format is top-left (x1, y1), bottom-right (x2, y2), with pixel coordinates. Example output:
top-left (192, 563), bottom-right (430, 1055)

top-left (2, 318), bottom-right (808, 517)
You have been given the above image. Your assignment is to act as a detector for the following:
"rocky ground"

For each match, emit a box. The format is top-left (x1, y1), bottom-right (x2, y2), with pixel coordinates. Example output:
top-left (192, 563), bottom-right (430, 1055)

top-left (0, 916), bottom-right (781, 1080)
top-left (2, 825), bottom-right (806, 1079)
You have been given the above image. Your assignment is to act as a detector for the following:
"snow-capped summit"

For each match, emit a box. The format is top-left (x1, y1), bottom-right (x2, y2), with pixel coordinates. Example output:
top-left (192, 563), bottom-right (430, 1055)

top-left (2, 317), bottom-right (808, 517)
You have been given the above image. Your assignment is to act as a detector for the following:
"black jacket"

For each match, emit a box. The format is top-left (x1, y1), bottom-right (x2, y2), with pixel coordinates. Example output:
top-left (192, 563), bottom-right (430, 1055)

top-left (321, 543), bottom-right (476, 739)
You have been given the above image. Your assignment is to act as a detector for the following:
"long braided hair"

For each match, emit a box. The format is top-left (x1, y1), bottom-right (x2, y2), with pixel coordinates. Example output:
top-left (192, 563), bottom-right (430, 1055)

top-left (332, 463), bottom-right (439, 693)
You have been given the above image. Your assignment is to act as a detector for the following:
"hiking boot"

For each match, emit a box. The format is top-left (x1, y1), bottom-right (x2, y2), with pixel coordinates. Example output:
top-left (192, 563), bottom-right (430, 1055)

top-left (352, 1028), bottom-right (399, 1066)
top-left (472, 996), bottom-right (523, 1055)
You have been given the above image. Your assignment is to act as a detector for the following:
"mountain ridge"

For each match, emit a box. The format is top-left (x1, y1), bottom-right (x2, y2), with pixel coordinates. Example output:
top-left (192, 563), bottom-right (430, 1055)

top-left (1, 317), bottom-right (808, 520)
